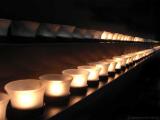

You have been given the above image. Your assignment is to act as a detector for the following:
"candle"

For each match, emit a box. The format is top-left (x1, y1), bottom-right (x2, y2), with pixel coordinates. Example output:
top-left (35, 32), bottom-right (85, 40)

top-left (89, 62), bottom-right (109, 76)
top-left (112, 33), bottom-right (119, 40)
top-left (0, 19), bottom-right (11, 36)
top-left (121, 55), bottom-right (133, 65)
top-left (120, 35), bottom-right (125, 41)
top-left (37, 24), bottom-right (60, 38)
top-left (93, 31), bottom-right (103, 39)
top-left (39, 74), bottom-right (72, 97)
top-left (117, 34), bottom-right (122, 40)
top-left (78, 66), bottom-right (100, 81)
top-left (12, 21), bottom-right (40, 37)
top-left (101, 31), bottom-right (109, 39)
top-left (62, 69), bottom-right (89, 88)
top-left (0, 93), bottom-right (9, 120)
top-left (120, 56), bottom-right (128, 66)
top-left (105, 59), bottom-right (117, 72)
top-left (107, 32), bottom-right (113, 40)
top-left (113, 57), bottom-right (123, 70)
top-left (57, 25), bottom-right (75, 38)
top-left (5, 79), bottom-right (45, 110)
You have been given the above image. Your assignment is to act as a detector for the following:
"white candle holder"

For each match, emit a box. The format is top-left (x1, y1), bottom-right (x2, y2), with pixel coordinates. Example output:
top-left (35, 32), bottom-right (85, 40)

top-left (89, 62), bottom-right (109, 81)
top-left (78, 65), bottom-right (100, 87)
top-left (39, 74), bottom-right (72, 104)
top-left (39, 74), bottom-right (72, 97)
top-left (62, 69), bottom-right (89, 94)
top-left (5, 79), bottom-right (45, 119)
top-left (56, 25), bottom-right (75, 38)
top-left (0, 92), bottom-right (9, 120)
top-left (112, 57), bottom-right (123, 72)
top-left (105, 59), bottom-right (117, 76)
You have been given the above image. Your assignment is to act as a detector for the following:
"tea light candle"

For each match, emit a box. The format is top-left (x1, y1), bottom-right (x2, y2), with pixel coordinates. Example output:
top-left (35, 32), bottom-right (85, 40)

top-left (122, 55), bottom-right (132, 65)
top-left (107, 32), bottom-right (113, 40)
top-left (39, 74), bottom-right (72, 97)
top-left (89, 62), bottom-right (109, 76)
top-left (120, 35), bottom-right (125, 41)
top-left (117, 34), bottom-right (122, 40)
top-left (105, 59), bottom-right (117, 73)
top-left (5, 79), bottom-right (45, 110)
top-left (101, 31), bottom-right (109, 39)
top-left (78, 66), bottom-right (99, 81)
top-left (120, 55), bottom-right (128, 66)
top-left (0, 93), bottom-right (9, 120)
top-left (112, 33), bottom-right (118, 40)
top-left (113, 57), bottom-right (123, 70)
top-left (62, 69), bottom-right (89, 88)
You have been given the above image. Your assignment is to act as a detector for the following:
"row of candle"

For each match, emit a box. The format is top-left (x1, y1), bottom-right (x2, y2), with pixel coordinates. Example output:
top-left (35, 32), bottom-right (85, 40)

top-left (100, 32), bottom-right (144, 42)
top-left (0, 46), bottom-right (160, 120)
top-left (0, 19), bottom-right (154, 43)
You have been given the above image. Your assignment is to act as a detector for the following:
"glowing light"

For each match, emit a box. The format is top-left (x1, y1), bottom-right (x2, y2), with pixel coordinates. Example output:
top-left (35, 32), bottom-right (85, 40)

top-left (39, 74), bottom-right (72, 97)
top-left (5, 79), bottom-right (45, 110)
top-left (62, 69), bottom-right (89, 88)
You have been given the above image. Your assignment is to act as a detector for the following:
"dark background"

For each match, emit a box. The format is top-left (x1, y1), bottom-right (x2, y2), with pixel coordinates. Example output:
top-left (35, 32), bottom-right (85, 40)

top-left (0, 0), bottom-right (159, 39)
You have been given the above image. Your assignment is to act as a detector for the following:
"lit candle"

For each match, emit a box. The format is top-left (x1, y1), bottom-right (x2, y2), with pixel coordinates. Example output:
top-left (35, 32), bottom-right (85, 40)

top-left (5, 79), bottom-right (45, 110)
top-left (0, 93), bottom-right (9, 120)
top-left (112, 33), bottom-right (119, 40)
top-left (105, 59), bottom-right (117, 73)
top-left (120, 55), bottom-right (128, 66)
top-left (107, 32), bottom-right (113, 40)
top-left (78, 66), bottom-right (100, 81)
top-left (122, 55), bottom-right (133, 65)
top-left (39, 74), bottom-right (72, 97)
top-left (89, 62), bottom-right (109, 76)
top-left (62, 69), bottom-right (89, 88)
top-left (120, 35), bottom-right (125, 41)
top-left (101, 31), bottom-right (109, 39)
top-left (117, 34), bottom-right (122, 40)
top-left (113, 57), bottom-right (123, 70)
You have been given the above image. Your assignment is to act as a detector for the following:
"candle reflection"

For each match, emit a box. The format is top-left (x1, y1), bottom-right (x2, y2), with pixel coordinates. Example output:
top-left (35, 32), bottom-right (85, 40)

top-left (44, 106), bottom-right (65, 120)
top-left (69, 95), bottom-right (85, 106)
top-left (107, 77), bottom-right (114, 83)
top-left (86, 88), bottom-right (97, 96)
top-left (98, 81), bottom-right (106, 88)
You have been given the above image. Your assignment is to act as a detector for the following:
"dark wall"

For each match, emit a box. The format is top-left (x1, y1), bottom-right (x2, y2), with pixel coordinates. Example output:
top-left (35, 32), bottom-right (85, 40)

top-left (0, 0), bottom-right (159, 39)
